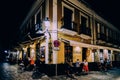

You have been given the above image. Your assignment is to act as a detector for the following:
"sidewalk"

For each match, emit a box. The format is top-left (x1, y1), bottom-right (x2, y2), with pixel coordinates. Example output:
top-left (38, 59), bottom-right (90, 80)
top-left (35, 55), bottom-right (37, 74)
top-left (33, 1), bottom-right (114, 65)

top-left (14, 67), bottom-right (120, 80)
top-left (8, 64), bottom-right (120, 80)
top-left (51, 68), bottom-right (120, 80)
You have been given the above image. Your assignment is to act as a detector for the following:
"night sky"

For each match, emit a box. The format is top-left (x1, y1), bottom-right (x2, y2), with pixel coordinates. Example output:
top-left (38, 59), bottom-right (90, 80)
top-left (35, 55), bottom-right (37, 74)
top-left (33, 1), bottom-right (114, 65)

top-left (0, 0), bottom-right (34, 50)
top-left (0, 0), bottom-right (120, 50)
top-left (84, 0), bottom-right (120, 28)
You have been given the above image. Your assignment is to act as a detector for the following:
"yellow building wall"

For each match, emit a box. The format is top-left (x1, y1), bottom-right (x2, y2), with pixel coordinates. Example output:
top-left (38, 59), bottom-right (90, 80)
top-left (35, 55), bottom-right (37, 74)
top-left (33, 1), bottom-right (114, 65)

top-left (73, 46), bottom-right (82, 63)
top-left (112, 53), bottom-right (115, 61)
top-left (58, 41), bottom-right (64, 64)
top-left (58, 33), bottom-right (91, 44)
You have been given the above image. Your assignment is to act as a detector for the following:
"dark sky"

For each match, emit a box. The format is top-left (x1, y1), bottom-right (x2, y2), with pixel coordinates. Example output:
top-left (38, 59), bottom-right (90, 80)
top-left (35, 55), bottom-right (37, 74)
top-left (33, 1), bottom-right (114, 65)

top-left (84, 0), bottom-right (120, 29)
top-left (0, 0), bottom-right (34, 50)
top-left (0, 0), bottom-right (120, 50)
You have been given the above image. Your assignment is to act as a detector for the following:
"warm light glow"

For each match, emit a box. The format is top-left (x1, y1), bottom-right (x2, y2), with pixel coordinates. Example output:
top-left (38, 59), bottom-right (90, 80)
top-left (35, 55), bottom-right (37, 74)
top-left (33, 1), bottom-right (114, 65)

top-left (31, 48), bottom-right (35, 58)
top-left (74, 46), bottom-right (81, 54)
top-left (103, 49), bottom-right (108, 59)
top-left (31, 49), bottom-right (35, 53)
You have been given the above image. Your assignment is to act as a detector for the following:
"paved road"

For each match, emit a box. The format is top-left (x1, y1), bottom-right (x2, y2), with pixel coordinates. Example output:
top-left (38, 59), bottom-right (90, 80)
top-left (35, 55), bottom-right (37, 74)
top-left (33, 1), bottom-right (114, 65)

top-left (0, 62), bottom-right (120, 80)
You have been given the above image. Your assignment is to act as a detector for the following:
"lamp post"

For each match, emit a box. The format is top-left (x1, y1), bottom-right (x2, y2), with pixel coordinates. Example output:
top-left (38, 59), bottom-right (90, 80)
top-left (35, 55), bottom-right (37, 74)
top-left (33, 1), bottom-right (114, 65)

top-left (37, 17), bottom-right (58, 77)
top-left (36, 17), bottom-right (51, 64)
top-left (44, 17), bottom-right (51, 64)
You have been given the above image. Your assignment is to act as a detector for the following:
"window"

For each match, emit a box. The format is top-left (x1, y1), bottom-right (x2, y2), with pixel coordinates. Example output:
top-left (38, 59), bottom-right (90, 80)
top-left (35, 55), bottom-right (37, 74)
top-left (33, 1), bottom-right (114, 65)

top-left (101, 25), bottom-right (104, 34)
top-left (106, 28), bottom-right (108, 37)
top-left (64, 43), bottom-right (73, 62)
top-left (80, 13), bottom-right (89, 28)
top-left (35, 7), bottom-right (42, 31)
top-left (79, 13), bottom-right (91, 36)
top-left (97, 23), bottom-right (100, 33)
top-left (81, 16), bottom-right (87, 27)
top-left (62, 2), bottom-right (74, 30)
top-left (63, 7), bottom-right (73, 30)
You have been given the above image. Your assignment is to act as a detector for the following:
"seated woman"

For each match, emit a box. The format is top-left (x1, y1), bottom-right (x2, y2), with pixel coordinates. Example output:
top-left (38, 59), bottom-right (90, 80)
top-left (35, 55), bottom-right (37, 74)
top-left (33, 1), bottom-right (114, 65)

top-left (65, 59), bottom-right (76, 79)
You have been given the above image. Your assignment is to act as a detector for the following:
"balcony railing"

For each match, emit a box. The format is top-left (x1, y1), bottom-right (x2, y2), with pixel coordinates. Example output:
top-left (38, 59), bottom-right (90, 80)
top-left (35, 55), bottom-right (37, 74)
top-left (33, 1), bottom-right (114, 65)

top-left (79, 26), bottom-right (91, 36)
top-left (97, 33), bottom-right (106, 41)
top-left (61, 22), bottom-right (78, 31)
top-left (72, 22), bottom-right (78, 32)
top-left (78, 25), bottom-right (91, 39)
top-left (59, 22), bottom-right (78, 36)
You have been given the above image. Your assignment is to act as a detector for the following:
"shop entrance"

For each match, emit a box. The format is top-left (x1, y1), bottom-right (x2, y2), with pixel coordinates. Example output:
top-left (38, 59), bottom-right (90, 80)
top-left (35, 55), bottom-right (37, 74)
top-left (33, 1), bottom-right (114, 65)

top-left (82, 48), bottom-right (87, 61)
top-left (64, 43), bottom-right (73, 62)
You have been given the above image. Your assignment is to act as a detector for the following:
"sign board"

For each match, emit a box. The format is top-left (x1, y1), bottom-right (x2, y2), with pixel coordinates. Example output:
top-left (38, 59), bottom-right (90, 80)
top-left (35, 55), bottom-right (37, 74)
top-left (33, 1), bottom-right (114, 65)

top-left (53, 47), bottom-right (60, 51)
top-left (53, 40), bottom-right (60, 47)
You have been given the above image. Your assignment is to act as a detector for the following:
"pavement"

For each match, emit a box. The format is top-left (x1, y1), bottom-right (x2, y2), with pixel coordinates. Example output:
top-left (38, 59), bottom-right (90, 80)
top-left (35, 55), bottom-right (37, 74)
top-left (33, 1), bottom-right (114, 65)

top-left (15, 65), bottom-right (120, 80)
top-left (1, 63), bottom-right (120, 80)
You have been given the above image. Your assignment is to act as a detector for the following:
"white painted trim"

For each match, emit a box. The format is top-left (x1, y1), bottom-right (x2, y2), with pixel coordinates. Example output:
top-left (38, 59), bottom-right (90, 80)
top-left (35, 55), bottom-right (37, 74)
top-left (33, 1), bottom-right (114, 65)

top-left (62, 2), bottom-right (75, 21)
top-left (64, 39), bottom-right (120, 52)
top-left (80, 12), bottom-right (89, 27)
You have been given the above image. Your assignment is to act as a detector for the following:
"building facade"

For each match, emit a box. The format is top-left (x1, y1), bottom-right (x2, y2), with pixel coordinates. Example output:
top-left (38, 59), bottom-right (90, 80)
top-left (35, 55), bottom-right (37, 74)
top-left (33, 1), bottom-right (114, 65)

top-left (16, 0), bottom-right (120, 66)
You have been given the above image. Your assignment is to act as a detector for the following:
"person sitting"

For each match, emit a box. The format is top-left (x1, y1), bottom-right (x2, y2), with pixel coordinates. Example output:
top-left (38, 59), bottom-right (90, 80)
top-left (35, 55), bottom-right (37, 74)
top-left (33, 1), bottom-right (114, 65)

top-left (97, 62), bottom-right (103, 71)
top-left (65, 59), bottom-right (76, 79)
top-left (18, 58), bottom-right (22, 65)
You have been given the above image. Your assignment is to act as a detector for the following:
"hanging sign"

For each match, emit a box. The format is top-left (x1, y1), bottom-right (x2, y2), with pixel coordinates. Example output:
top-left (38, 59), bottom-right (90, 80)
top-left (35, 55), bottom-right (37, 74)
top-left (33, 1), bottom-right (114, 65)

top-left (53, 40), bottom-right (60, 47)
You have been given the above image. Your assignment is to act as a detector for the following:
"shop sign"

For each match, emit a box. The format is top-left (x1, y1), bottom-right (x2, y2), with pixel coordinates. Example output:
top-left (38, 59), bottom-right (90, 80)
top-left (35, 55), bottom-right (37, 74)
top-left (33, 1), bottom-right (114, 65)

top-left (53, 40), bottom-right (60, 47)
top-left (53, 47), bottom-right (60, 51)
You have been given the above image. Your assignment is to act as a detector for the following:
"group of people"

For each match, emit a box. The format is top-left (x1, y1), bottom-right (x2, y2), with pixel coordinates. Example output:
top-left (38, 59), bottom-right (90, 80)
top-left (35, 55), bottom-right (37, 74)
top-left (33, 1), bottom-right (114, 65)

top-left (18, 56), bottom-right (45, 71)
top-left (98, 58), bottom-right (112, 71)
top-left (18, 57), bottom-right (35, 71)
top-left (65, 59), bottom-right (89, 78)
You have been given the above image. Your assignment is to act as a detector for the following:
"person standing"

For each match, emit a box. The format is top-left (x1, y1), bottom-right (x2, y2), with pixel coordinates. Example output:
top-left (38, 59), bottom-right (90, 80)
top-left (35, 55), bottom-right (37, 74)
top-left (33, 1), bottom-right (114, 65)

top-left (30, 57), bottom-right (35, 71)
top-left (103, 58), bottom-right (108, 71)
top-left (83, 59), bottom-right (89, 73)
top-left (75, 59), bottom-right (81, 74)
top-left (66, 59), bottom-right (76, 79)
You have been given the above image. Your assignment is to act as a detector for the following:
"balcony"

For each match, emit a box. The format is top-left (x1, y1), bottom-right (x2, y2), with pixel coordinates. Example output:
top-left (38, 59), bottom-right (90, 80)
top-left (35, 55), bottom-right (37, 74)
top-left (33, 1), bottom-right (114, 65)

top-left (78, 26), bottom-right (91, 39)
top-left (59, 22), bottom-right (78, 36)
top-left (30, 24), bottom-right (44, 37)
top-left (97, 33), bottom-right (106, 41)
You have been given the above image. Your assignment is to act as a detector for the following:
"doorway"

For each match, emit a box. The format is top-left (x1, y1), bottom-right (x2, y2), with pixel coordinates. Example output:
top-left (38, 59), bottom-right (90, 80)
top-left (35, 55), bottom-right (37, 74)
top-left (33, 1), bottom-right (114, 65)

top-left (82, 48), bottom-right (87, 61)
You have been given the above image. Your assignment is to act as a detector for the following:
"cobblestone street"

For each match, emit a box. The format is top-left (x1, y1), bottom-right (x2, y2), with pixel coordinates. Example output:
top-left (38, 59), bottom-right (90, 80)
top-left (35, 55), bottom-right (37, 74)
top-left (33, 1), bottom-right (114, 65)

top-left (0, 62), bottom-right (120, 80)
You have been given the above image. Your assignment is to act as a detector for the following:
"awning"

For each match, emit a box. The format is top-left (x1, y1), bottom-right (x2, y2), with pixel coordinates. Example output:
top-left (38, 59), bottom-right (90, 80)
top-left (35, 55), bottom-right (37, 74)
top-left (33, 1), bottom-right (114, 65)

top-left (65, 39), bottom-right (120, 52)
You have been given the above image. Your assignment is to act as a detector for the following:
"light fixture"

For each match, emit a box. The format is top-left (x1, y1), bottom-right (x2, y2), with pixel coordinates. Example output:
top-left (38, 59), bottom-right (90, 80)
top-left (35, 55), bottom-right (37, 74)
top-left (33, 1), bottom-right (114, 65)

top-left (36, 17), bottom-right (50, 34)
top-left (44, 17), bottom-right (50, 28)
